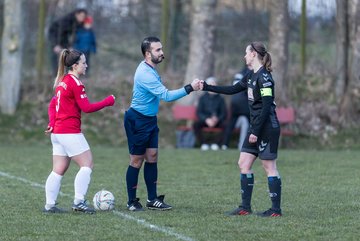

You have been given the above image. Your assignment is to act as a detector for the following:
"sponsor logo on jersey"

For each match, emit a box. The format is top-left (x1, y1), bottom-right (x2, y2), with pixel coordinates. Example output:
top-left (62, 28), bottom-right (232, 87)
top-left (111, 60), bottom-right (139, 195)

top-left (248, 78), bottom-right (252, 84)
top-left (80, 94), bottom-right (87, 99)
top-left (247, 88), bottom-right (254, 101)
top-left (262, 82), bottom-right (272, 87)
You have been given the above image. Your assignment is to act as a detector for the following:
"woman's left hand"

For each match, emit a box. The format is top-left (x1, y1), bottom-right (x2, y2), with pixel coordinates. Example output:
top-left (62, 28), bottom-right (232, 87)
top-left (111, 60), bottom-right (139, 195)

top-left (249, 134), bottom-right (258, 143)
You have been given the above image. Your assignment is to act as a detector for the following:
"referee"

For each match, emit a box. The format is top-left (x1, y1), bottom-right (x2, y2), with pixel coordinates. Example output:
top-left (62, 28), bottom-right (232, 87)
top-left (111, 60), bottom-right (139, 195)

top-left (124, 36), bottom-right (201, 211)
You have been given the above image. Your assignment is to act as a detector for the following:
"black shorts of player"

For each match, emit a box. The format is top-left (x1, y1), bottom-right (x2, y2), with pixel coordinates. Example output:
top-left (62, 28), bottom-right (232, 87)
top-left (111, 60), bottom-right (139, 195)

top-left (124, 108), bottom-right (159, 155)
top-left (241, 127), bottom-right (280, 160)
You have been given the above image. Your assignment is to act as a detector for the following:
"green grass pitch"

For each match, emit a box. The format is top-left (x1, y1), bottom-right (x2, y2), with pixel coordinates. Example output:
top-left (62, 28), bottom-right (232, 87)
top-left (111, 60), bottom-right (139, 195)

top-left (1, 144), bottom-right (360, 241)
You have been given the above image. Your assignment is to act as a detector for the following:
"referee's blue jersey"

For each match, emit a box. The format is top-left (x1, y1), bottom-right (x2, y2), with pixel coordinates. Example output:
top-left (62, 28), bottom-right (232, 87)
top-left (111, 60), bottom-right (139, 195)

top-left (130, 61), bottom-right (187, 116)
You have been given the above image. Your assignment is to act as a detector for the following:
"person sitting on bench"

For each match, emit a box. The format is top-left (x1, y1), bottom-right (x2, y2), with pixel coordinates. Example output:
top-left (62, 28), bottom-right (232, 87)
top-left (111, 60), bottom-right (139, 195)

top-left (193, 77), bottom-right (227, 151)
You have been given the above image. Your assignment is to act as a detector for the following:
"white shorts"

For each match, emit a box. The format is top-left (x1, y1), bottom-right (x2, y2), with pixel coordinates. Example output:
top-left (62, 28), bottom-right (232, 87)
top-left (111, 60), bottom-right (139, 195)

top-left (51, 133), bottom-right (90, 157)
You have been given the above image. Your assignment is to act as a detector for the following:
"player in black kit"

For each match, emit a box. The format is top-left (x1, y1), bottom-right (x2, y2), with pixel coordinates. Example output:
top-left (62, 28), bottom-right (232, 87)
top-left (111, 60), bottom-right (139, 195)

top-left (200, 42), bottom-right (282, 217)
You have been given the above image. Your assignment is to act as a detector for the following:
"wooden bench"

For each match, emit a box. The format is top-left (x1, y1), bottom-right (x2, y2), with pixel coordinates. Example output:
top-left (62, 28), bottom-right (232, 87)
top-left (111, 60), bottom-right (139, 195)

top-left (276, 107), bottom-right (295, 136)
top-left (172, 105), bottom-right (223, 132)
top-left (173, 105), bottom-right (295, 136)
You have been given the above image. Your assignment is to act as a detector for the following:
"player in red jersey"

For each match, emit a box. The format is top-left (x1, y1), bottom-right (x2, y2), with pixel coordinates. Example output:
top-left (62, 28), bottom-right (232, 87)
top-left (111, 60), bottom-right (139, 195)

top-left (43, 49), bottom-right (115, 214)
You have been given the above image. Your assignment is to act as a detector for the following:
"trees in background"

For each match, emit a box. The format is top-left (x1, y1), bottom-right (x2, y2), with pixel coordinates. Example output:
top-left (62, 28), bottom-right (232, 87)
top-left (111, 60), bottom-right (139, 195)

top-left (339, 0), bottom-right (360, 122)
top-left (0, 0), bottom-right (24, 114)
top-left (180, 0), bottom-right (218, 105)
top-left (35, 0), bottom-right (46, 94)
top-left (160, 0), bottom-right (170, 72)
top-left (168, 0), bottom-right (185, 72)
top-left (335, 0), bottom-right (348, 102)
top-left (300, 0), bottom-right (307, 74)
top-left (3, 0), bottom-right (359, 127)
top-left (269, 0), bottom-right (289, 106)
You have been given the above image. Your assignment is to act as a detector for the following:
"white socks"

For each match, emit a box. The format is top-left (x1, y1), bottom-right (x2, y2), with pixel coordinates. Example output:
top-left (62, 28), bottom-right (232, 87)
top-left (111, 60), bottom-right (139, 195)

top-left (74, 167), bottom-right (92, 205)
top-left (45, 171), bottom-right (63, 209)
top-left (45, 167), bottom-right (92, 208)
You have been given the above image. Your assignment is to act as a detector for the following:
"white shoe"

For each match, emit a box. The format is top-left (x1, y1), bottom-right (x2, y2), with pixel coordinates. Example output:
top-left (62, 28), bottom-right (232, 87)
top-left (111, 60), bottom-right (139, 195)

top-left (210, 144), bottom-right (219, 151)
top-left (221, 145), bottom-right (228, 150)
top-left (201, 144), bottom-right (210, 151)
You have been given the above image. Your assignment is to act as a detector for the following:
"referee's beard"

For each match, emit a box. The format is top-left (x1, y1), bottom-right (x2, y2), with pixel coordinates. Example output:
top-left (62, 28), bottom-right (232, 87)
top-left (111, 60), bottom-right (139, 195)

top-left (151, 54), bottom-right (164, 64)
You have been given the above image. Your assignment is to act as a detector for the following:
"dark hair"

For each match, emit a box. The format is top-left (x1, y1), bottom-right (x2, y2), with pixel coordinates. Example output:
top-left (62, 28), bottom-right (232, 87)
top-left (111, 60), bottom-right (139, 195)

top-left (54, 49), bottom-right (83, 88)
top-left (141, 36), bottom-right (161, 56)
top-left (249, 41), bottom-right (272, 72)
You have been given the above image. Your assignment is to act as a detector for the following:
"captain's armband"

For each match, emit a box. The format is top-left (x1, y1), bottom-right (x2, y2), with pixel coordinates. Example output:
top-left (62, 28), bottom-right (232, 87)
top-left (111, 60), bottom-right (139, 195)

top-left (260, 88), bottom-right (272, 97)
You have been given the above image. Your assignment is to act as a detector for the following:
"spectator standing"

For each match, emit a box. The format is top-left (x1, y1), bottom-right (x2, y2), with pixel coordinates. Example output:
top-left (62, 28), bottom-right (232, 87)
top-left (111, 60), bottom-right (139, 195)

top-left (73, 16), bottom-right (97, 73)
top-left (48, 9), bottom-right (87, 75)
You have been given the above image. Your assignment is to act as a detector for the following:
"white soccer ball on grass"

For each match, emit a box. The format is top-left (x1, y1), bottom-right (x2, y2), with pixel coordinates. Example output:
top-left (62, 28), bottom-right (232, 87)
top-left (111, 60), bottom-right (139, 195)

top-left (93, 190), bottom-right (115, 211)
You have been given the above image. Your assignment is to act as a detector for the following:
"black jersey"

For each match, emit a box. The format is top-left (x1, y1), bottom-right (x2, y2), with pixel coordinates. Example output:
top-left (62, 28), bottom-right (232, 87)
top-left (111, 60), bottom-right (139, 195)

top-left (246, 67), bottom-right (279, 136)
top-left (203, 66), bottom-right (279, 137)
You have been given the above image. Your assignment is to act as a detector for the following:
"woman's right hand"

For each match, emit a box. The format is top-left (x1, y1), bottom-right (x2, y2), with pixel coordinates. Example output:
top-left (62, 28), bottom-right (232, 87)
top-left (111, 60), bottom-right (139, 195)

top-left (249, 134), bottom-right (258, 143)
top-left (45, 126), bottom-right (53, 135)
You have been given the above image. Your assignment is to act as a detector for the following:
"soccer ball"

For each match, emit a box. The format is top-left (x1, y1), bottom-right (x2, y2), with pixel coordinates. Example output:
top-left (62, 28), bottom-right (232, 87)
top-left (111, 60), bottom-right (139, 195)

top-left (93, 190), bottom-right (115, 211)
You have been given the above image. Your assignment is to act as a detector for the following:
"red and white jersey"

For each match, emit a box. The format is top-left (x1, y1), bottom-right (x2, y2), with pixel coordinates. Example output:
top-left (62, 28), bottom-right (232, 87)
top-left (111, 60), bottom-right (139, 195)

top-left (48, 74), bottom-right (114, 134)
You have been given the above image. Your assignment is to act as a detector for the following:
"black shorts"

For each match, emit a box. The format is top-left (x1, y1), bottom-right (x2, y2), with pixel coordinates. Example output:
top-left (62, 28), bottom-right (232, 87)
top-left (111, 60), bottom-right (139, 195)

top-left (241, 127), bottom-right (280, 160)
top-left (124, 108), bottom-right (159, 155)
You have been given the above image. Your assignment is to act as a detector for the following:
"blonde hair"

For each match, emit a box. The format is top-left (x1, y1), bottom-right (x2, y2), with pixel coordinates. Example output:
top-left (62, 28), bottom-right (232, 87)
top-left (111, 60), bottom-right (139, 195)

top-left (53, 49), bottom-right (83, 89)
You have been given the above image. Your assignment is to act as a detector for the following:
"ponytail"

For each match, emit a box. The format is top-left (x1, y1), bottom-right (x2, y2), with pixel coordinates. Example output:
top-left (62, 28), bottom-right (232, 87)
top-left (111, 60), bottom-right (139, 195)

top-left (249, 41), bottom-right (272, 72)
top-left (53, 49), bottom-right (69, 89)
top-left (263, 52), bottom-right (272, 72)
top-left (53, 49), bottom-right (83, 89)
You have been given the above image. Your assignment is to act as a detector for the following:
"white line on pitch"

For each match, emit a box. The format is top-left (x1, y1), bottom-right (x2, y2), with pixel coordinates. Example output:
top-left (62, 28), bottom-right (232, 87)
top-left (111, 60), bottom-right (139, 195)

top-left (112, 211), bottom-right (195, 241)
top-left (0, 171), bottom-right (195, 241)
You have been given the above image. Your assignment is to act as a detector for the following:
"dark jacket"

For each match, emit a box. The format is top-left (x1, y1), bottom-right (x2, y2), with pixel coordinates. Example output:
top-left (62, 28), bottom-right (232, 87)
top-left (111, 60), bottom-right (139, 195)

top-left (230, 67), bottom-right (251, 117)
top-left (48, 11), bottom-right (82, 48)
top-left (73, 28), bottom-right (97, 54)
top-left (230, 91), bottom-right (250, 117)
top-left (197, 92), bottom-right (227, 123)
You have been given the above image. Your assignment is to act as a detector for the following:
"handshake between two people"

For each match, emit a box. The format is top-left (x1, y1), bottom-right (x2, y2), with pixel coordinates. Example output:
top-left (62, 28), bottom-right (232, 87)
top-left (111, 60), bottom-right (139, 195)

top-left (189, 79), bottom-right (208, 92)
